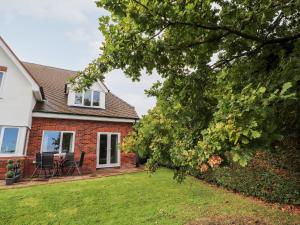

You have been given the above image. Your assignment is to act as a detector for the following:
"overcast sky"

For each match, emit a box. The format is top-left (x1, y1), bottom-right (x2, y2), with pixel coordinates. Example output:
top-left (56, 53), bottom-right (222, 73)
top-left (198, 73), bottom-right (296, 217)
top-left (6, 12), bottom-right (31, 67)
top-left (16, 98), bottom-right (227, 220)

top-left (0, 0), bottom-right (159, 116)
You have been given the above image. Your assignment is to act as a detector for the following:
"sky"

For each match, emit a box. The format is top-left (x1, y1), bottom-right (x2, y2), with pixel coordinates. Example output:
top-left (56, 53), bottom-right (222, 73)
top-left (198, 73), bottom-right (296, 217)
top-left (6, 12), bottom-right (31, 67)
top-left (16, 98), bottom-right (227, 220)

top-left (0, 0), bottom-right (159, 116)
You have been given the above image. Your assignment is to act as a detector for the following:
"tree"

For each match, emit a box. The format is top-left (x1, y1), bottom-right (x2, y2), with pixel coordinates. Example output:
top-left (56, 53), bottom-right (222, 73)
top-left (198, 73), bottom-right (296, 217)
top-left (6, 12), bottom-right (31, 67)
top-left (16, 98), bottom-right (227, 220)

top-left (73, 0), bottom-right (300, 180)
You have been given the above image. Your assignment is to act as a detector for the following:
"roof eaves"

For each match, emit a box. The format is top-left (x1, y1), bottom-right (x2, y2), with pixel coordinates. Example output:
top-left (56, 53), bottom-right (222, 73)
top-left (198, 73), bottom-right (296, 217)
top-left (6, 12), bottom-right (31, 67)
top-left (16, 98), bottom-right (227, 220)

top-left (32, 110), bottom-right (139, 120)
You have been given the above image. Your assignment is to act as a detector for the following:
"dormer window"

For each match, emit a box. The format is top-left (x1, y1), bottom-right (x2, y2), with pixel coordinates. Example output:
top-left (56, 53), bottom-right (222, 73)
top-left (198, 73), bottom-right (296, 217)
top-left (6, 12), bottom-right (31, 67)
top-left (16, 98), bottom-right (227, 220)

top-left (74, 90), bottom-right (101, 107)
top-left (67, 81), bottom-right (107, 109)
top-left (93, 91), bottom-right (100, 106)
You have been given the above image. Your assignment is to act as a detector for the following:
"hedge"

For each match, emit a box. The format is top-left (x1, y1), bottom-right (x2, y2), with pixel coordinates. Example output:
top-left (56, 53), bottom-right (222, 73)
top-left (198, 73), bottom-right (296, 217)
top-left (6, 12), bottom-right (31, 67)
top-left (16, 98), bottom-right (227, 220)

top-left (199, 149), bottom-right (300, 205)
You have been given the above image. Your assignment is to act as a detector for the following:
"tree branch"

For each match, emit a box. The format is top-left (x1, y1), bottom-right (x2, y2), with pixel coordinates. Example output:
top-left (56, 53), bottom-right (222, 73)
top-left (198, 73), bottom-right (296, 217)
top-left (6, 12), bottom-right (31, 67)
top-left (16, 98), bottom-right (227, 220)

top-left (167, 21), bottom-right (300, 44)
top-left (168, 32), bottom-right (230, 50)
top-left (131, 0), bottom-right (299, 45)
top-left (263, 33), bottom-right (300, 44)
top-left (210, 44), bottom-right (265, 70)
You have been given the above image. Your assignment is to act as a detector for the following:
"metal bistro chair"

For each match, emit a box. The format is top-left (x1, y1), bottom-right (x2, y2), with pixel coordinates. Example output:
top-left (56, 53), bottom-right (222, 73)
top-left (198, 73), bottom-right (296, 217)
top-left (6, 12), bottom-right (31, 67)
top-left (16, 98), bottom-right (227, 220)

top-left (64, 151), bottom-right (85, 176)
top-left (61, 152), bottom-right (73, 174)
top-left (31, 152), bottom-right (42, 178)
top-left (31, 153), bottom-right (55, 178)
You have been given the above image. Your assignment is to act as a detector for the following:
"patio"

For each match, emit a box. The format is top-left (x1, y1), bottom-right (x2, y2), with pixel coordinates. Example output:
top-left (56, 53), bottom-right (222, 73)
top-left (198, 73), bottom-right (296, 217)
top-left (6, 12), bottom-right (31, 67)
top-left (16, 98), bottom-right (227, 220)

top-left (0, 167), bottom-right (143, 189)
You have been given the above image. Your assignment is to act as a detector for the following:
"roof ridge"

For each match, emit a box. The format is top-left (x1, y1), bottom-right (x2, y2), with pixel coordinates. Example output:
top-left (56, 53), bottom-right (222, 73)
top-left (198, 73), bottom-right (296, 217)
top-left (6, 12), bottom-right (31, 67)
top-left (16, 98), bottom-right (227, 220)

top-left (109, 92), bottom-right (136, 109)
top-left (22, 61), bottom-right (78, 73)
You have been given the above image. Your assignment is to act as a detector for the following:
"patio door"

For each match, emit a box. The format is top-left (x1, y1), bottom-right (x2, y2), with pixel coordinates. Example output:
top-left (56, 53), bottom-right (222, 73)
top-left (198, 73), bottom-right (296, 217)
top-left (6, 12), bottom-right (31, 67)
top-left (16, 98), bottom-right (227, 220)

top-left (97, 132), bottom-right (120, 168)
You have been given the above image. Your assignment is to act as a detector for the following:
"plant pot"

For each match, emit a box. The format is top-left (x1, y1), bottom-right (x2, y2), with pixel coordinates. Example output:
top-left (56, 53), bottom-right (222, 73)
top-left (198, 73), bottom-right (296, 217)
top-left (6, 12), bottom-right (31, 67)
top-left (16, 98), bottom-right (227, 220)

top-left (5, 178), bottom-right (14, 185)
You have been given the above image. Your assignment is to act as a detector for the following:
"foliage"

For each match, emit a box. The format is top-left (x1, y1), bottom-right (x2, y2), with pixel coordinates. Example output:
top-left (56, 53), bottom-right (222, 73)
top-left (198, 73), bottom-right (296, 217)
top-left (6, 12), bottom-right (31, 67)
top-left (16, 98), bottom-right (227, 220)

top-left (6, 163), bottom-right (14, 171)
top-left (5, 170), bottom-right (15, 179)
top-left (74, 0), bottom-right (300, 179)
top-left (122, 106), bottom-right (174, 171)
top-left (196, 81), bottom-right (295, 168)
top-left (6, 160), bottom-right (14, 171)
top-left (200, 149), bottom-right (300, 204)
top-left (202, 167), bottom-right (300, 204)
top-left (0, 169), bottom-right (299, 225)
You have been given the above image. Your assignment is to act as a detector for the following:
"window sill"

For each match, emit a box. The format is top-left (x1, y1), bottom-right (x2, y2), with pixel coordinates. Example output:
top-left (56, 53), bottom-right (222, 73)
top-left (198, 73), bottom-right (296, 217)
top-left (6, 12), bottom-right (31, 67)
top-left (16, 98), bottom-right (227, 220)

top-left (70, 104), bottom-right (104, 109)
top-left (41, 153), bottom-right (74, 156)
top-left (0, 154), bottom-right (25, 158)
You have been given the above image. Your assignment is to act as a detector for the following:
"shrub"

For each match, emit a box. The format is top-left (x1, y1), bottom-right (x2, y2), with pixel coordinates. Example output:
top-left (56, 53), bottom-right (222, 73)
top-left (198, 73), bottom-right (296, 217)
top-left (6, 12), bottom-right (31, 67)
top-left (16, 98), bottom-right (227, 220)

top-left (6, 163), bottom-right (14, 170)
top-left (7, 159), bottom-right (14, 164)
top-left (5, 171), bottom-right (15, 179)
top-left (200, 149), bottom-right (300, 204)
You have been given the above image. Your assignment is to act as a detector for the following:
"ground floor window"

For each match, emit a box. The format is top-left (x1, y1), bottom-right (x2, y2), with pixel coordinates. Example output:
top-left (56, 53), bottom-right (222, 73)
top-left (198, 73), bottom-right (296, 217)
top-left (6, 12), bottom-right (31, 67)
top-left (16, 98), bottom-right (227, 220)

top-left (0, 127), bottom-right (19, 154)
top-left (41, 131), bottom-right (75, 154)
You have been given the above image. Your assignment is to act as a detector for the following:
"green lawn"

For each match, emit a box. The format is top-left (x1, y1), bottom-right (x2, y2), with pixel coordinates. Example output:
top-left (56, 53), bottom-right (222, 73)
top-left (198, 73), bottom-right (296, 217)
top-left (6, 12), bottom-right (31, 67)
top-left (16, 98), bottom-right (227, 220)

top-left (0, 169), bottom-right (299, 225)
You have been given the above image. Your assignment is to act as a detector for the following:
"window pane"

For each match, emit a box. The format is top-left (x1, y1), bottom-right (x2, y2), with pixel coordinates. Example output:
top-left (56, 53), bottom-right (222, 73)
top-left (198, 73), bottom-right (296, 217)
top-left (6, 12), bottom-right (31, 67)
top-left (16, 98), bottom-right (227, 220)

top-left (99, 134), bottom-right (107, 164)
top-left (74, 92), bottom-right (82, 105)
top-left (1, 128), bottom-right (19, 153)
top-left (0, 72), bottom-right (3, 87)
top-left (42, 131), bottom-right (60, 153)
top-left (93, 91), bottom-right (100, 106)
top-left (61, 133), bottom-right (73, 153)
top-left (84, 90), bottom-right (92, 106)
top-left (110, 134), bottom-right (118, 164)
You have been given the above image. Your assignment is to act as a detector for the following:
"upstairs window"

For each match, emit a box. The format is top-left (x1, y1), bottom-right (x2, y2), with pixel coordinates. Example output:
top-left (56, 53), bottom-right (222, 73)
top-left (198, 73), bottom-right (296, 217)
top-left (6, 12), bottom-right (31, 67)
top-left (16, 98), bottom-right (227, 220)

top-left (74, 90), bottom-right (101, 107)
top-left (93, 91), bottom-right (100, 106)
top-left (84, 90), bottom-right (92, 106)
top-left (0, 72), bottom-right (3, 90)
top-left (74, 92), bottom-right (82, 105)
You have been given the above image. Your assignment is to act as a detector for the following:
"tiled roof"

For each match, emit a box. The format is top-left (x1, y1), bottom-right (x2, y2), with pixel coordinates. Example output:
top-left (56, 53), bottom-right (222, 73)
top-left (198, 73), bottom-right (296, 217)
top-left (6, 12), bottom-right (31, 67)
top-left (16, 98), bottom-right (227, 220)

top-left (23, 62), bottom-right (139, 120)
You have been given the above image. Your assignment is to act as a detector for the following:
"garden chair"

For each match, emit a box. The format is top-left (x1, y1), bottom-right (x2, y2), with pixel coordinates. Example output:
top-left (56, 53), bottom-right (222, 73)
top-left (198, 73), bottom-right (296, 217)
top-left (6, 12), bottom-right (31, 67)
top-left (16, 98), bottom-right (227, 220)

top-left (31, 152), bottom-right (42, 178)
top-left (65, 151), bottom-right (85, 176)
top-left (31, 153), bottom-right (55, 178)
top-left (61, 152), bottom-right (74, 174)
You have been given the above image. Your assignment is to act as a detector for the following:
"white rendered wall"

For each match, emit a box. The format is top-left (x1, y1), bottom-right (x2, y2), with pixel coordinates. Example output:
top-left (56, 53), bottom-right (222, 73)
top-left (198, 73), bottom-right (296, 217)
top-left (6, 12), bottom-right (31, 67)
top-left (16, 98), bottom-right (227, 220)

top-left (0, 47), bottom-right (36, 128)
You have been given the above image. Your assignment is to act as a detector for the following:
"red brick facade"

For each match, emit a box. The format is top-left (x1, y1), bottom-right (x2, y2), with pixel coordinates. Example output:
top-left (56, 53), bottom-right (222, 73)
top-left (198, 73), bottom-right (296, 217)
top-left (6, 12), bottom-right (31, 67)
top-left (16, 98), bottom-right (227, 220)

top-left (0, 117), bottom-right (136, 179)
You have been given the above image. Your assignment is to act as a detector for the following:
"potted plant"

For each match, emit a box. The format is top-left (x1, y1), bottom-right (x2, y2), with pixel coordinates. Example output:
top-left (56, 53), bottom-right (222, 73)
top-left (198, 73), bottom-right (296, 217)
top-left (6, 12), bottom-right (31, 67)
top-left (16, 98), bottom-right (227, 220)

top-left (5, 160), bottom-right (15, 185)
top-left (5, 171), bottom-right (15, 185)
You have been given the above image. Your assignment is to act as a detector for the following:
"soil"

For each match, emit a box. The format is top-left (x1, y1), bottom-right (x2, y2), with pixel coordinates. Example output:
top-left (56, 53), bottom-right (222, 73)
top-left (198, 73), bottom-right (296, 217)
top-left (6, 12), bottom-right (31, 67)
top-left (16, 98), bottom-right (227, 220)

top-left (186, 216), bottom-right (270, 225)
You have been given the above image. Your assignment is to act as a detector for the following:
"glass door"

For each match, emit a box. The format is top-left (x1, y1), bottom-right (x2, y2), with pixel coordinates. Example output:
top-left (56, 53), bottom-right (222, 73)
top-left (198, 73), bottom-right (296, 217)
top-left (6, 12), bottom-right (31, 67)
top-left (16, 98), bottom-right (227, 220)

top-left (97, 132), bottom-right (120, 168)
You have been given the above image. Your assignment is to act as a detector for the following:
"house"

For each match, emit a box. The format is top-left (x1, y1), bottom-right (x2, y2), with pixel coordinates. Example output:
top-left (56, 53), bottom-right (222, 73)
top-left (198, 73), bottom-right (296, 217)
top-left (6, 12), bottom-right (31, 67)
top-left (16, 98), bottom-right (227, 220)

top-left (0, 36), bottom-right (139, 178)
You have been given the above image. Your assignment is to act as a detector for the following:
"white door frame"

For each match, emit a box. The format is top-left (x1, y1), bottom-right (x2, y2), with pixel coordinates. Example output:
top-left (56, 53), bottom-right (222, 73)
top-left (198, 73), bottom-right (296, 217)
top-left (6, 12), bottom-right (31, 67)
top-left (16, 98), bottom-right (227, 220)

top-left (96, 132), bottom-right (121, 168)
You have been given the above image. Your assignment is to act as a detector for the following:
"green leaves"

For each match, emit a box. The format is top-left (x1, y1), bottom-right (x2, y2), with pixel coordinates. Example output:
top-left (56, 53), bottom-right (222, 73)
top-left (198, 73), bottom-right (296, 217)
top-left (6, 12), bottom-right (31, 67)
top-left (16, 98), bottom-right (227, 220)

top-left (251, 131), bottom-right (261, 139)
top-left (280, 82), bottom-right (293, 95)
top-left (258, 87), bottom-right (266, 94)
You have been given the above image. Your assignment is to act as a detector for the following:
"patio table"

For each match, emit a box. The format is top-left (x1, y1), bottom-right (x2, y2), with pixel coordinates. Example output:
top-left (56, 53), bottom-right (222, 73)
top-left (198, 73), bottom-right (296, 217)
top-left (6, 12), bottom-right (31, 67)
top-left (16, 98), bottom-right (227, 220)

top-left (52, 155), bottom-right (66, 177)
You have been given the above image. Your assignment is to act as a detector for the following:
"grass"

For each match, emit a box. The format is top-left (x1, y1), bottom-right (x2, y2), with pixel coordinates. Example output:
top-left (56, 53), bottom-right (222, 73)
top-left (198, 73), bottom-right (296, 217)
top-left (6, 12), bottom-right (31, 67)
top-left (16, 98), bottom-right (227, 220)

top-left (0, 168), bottom-right (299, 225)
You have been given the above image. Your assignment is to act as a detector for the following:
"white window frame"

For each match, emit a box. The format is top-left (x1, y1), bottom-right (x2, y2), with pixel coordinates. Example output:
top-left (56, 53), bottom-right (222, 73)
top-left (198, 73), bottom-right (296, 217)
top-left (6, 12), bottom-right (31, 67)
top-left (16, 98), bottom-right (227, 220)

top-left (0, 126), bottom-right (20, 156)
top-left (74, 90), bottom-right (101, 108)
top-left (0, 71), bottom-right (5, 97)
top-left (40, 130), bottom-right (75, 154)
top-left (96, 132), bottom-right (121, 168)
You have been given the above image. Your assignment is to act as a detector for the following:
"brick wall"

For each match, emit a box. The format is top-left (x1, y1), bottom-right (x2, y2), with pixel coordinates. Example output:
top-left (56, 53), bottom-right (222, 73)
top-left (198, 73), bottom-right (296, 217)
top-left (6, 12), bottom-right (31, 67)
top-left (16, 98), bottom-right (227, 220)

top-left (0, 117), bottom-right (136, 179)
top-left (0, 157), bottom-right (26, 179)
